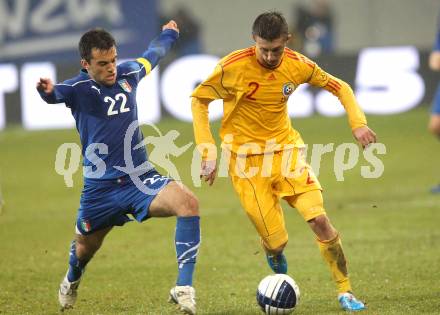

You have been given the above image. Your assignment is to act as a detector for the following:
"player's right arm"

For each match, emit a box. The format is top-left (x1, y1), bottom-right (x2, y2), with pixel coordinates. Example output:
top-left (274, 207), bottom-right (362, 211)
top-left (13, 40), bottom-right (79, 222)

top-left (139, 20), bottom-right (179, 69)
top-left (122, 20), bottom-right (179, 83)
top-left (191, 97), bottom-right (218, 185)
top-left (36, 77), bottom-right (73, 104)
top-left (191, 63), bottom-right (231, 186)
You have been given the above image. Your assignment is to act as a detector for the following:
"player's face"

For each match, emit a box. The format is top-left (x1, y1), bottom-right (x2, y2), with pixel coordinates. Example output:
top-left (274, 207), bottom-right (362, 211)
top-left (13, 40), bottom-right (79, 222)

top-left (82, 46), bottom-right (118, 86)
top-left (254, 35), bottom-right (290, 69)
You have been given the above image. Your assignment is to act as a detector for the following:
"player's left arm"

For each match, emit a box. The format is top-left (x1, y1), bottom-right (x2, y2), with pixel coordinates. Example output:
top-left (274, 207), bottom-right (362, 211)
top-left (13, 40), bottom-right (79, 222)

top-left (308, 64), bottom-right (377, 147)
top-left (134, 20), bottom-right (179, 78)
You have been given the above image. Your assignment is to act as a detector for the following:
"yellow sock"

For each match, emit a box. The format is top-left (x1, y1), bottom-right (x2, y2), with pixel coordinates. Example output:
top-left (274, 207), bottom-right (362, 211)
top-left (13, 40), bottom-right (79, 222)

top-left (316, 234), bottom-right (352, 294)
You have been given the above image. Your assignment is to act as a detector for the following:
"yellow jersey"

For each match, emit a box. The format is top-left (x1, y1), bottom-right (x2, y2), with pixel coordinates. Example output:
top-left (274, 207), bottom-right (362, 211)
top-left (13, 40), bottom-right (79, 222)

top-left (191, 46), bottom-right (367, 155)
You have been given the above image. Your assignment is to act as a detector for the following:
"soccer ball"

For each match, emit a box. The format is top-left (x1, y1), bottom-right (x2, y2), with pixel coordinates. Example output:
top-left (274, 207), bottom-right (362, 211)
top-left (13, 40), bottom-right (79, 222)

top-left (256, 274), bottom-right (300, 314)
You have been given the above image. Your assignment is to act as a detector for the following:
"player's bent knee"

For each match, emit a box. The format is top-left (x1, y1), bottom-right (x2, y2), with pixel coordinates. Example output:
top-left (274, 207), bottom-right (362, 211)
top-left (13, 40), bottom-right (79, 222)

top-left (185, 193), bottom-right (199, 216)
top-left (176, 190), bottom-right (199, 217)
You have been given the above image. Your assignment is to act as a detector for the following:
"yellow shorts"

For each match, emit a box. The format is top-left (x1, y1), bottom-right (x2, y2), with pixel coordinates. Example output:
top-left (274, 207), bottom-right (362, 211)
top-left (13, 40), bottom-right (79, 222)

top-left (228, 147), bottom-right (326, 250)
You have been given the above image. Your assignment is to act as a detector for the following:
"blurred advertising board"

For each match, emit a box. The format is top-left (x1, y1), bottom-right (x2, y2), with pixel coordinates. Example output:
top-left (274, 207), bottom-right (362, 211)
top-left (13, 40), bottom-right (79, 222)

top-left (0, 0), bottom-right (158, 63)
top-left (0, 46), bottom-right (438, 130)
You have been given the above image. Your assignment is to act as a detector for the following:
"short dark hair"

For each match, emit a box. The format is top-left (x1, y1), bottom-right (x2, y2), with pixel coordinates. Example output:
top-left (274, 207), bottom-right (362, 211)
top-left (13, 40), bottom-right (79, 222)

top-left (252, 11), bottom-right (289, 40)
top-left (79, 28), bottom-right (116, 62)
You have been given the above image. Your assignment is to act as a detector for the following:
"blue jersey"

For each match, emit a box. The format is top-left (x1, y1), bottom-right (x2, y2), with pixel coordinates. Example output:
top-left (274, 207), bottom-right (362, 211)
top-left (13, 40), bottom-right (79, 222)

top-left (39, 29), bottom-right (178, 179)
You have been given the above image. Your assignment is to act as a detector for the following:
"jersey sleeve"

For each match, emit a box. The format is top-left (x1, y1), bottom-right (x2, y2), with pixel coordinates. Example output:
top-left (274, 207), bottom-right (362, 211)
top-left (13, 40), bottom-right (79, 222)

top-left (308, 63), bottom-right (367, 130)
top-left (38, 83), bottom-right (74, 107)
top-left (191, 63), bottom-right (231, 161)
top-left (191, 98), bottom-right (217, 160)
top-left (118, 60), bottom-right (150, 84)
top-left (141, 29), bottom-right (178, 68)
top-left (119, 29), bottom-right (178, 84)
top-left (191, 64), bottom-right (231, 100)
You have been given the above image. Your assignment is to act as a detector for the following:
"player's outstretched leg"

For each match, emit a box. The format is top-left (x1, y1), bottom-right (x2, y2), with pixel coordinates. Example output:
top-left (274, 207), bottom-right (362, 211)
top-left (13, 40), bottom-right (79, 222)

top-left (316, 232), bottom-right (366, 311)
top-left (293, 191), bottom-right (366, 311)
top-left (169, 216), bottom-right (200, 315)
top-left (149, 182), bottom-right (199, 315)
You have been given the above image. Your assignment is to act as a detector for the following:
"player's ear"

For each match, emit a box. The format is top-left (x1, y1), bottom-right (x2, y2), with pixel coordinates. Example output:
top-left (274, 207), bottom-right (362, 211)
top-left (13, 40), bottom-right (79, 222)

top-left (286, 33), bottom-right (292, 43)
top-left (80, 59), bottom-right (89, 70)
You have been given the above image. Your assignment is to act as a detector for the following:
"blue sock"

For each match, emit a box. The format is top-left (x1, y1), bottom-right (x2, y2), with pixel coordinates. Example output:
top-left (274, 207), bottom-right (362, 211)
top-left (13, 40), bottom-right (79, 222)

top-left (175, 216), bottom-right (200, 286)
top-left (67, 240), bottom-right (89, 282)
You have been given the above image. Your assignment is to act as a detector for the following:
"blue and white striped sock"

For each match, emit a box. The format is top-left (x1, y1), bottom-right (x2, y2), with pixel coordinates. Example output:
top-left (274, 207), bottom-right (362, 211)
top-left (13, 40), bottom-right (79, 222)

top-left (175, 216), bottom-right (200, 286)
top-left (67, 240), bottom-right (88, 282)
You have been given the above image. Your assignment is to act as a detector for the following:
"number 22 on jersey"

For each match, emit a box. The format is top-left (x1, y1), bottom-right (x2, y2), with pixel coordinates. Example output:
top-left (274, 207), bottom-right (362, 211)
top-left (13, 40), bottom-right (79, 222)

top-left (105, 93), bottom-right (130, 116)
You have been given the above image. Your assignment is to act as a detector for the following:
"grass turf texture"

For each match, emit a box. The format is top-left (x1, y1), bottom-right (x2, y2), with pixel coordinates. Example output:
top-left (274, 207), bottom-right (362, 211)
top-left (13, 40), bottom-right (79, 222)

top-left (0, 107), bottom-right (439, 314)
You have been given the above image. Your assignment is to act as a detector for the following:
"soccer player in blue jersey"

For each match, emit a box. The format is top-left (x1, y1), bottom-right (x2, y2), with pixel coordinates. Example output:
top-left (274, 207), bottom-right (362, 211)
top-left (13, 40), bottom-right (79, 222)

top-left (36, 20), bottom-right (199, 314)
top-left (429, 10), bottom-right (440, 193)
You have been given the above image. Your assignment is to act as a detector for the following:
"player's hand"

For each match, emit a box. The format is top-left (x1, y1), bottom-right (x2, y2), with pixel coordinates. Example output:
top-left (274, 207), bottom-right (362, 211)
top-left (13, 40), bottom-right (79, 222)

top-left (36, 78), bottom-right (54, 94)
top-left (200, 159), bottom-right (217, 186)
top-left (429, 51), bottom-right (440, 71)
top-left (353, 126), bottom-right (377, 148)
top-left (162, 20), bottom-right (179, 33)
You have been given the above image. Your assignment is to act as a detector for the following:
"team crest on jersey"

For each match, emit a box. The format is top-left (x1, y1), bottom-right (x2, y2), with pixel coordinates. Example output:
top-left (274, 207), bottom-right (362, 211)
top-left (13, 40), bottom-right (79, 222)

top-left (282, 82), bottom-right (295, 97)
top-left (81, 219), bottom-right (91, 232)
top-left (118, 79), bottom-right (132, 93)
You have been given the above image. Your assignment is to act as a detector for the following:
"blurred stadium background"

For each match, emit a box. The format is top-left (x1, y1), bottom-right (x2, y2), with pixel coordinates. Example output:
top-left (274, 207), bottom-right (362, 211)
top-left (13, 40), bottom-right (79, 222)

top-left (1, 0), bottom-right (439, 128)
top-left (1, 0), bottom-right (439, 314)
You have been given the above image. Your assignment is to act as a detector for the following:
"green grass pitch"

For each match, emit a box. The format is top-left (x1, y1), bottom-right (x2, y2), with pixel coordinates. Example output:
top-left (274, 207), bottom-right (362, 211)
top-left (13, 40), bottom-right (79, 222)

top-left (0, 108), bottom-right (439, 314)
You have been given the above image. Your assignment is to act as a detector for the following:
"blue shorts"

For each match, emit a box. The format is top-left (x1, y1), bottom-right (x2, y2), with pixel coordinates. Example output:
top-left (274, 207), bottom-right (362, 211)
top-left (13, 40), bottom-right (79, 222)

top-left (432, 83), bottom-right (440, 115)
top-left (76, 169), bottom-right (172, 235)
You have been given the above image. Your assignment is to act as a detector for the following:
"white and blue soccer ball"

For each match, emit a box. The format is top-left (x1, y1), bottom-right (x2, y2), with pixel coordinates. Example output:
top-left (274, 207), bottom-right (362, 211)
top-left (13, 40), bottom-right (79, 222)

top-left (256, 274), bottom-right (300, 314)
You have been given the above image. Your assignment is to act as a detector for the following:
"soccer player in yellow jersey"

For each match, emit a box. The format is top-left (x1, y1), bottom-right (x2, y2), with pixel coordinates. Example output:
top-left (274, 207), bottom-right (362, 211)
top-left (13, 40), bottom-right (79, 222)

top-left (191, 11), bottom-right (376, 311)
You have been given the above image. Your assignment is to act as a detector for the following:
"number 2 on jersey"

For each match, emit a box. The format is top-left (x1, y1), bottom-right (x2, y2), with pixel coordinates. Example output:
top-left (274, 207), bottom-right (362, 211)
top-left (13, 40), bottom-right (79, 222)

top-left (246, 82), bottom-right (259, 100)
top-left (105, 93), bottom-right (129, 116)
